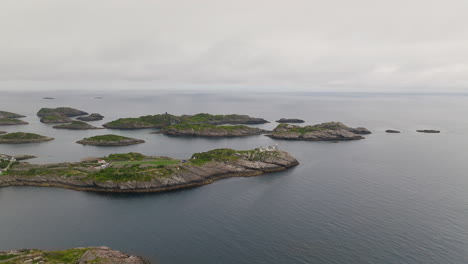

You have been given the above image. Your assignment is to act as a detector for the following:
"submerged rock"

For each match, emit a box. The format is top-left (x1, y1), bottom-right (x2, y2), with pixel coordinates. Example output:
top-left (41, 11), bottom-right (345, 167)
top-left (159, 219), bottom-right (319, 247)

top-left (417, 130), bottom-right (440, 133)
top-left (266, 122), bottom-right (371, 141)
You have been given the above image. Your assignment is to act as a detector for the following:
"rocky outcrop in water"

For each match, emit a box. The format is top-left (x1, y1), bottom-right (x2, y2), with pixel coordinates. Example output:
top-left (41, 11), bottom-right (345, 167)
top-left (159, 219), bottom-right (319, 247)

top-left (77, 113), bottom-right (104, 121)
top-left (417, 130), bottom-right (440, 133)
top-left (0, 111), bottom-right (28, 126)
top-left (276, 118), bottom-right (305, 123)
top-left (386, 130), bottom-right (401, 133)
top-left (266, 122), bottom-right (371, 141)
top-left (37, 107), bottom-right (88, 117)
top-left (76, 134), bottom-right (145, 146)
top-left (0, 246), bottom-right (150, 264)
top-left (0, 148), bottom-right (298, 193)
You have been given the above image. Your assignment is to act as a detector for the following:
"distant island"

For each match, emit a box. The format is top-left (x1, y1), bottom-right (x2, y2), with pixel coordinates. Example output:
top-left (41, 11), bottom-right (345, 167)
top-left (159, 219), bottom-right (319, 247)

top-left (76, 134), bottom-right (145, 146)
top-left (417, 130), bottom-right (440, 133)
top-left (42, 97), bottom-right (55, 99)
top-left (0, 246), bottom-right (149, 264)
top-left (0, 147), bottom-right (298, 192)
top-left (159, 124), bottom-right (267, 137)
top-left (103, 113), bottom-right (268, 129)
top-left (276, 118), bottom-right (305, 123)
top-left (0, 111), bottom-right (28, 126)
top-left (266, 122), bottom-right (371, 141)
top-left (37, 107), bottom-right (88, 124)
top-left (0, 132), bottom-right (54, 144)
top-left (76, 113), bottom-right (104, 121)
top-left (53, 121), bottom-right (102, 130)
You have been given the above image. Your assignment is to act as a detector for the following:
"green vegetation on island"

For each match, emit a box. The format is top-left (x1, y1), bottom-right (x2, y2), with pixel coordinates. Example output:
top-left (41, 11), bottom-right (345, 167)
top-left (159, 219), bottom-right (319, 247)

top-left (0, 118), bottom-right (28, 125)
top-left (37, 107), bottom-right (88, 117)
top-left (160, 123), bottom-right (267, 137)
top-left (53, 120), bottom-right (102, 130)
top-left (103, 113), bottom-right (268, 129)
top-left (76, 134), bottom-right (145, 146)
top-left (0, 111), bottom-right (26, 119)
top-left (0, 148), bottom-right (298, 192)
top-left (0, 132), bottom-right (54, 144)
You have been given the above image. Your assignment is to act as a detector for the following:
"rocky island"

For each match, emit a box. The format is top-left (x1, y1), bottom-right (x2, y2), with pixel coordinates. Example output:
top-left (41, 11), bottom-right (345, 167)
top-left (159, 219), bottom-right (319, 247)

top-left (0, 111), bottom-right (28, 126)
top-left (76, 134), bottom-right (145, 146)
top-left (103, 113), bottom-right (268, 129)
top-left (266, 122), bottom-right (371, 141)
top-left (0, 246), bottom-right (150, 264)
top-left (276, 118), bottom-right (305, 123)
top-left (77, 113), bottom-right (104, 121)
top-left (53, 121), bottom-right (103, 130)
top-left (37, 107), bottom-right (88, 124)
top-left (417, 129), bottom-right (440, 133)
top-left (0, 148), bottom-right (298, 193)
top-left (0, 132), bottom-right (54, 144)
top-left (386, 129), bottom-right (401, 133)
top-left (159, 124), bottom-right (267, 137)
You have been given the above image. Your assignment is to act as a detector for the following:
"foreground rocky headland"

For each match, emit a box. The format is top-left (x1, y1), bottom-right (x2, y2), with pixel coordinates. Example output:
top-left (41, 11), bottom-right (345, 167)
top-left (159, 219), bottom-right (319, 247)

top-left (0, 246), bottom-right (150, 264)
top-left (0, 148), bottom-right (298, 193)
top-left (266, 122), bottom-right (371, 141)
top-left (159, 124), bottom-right (267, 137)
top-left (53, 121), bottom-right (103, 130)
top-left (76, 134), bottom-right (145, 146)
top-left (0, 132), bottom-right (54, 144)
top-left (103, 113), bottom-right (268, 129)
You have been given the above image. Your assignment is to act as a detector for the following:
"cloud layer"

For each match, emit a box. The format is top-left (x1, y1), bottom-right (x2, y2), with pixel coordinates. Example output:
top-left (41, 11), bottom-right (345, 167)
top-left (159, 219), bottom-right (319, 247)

top-left (1, 0), bottom-right (467, 92)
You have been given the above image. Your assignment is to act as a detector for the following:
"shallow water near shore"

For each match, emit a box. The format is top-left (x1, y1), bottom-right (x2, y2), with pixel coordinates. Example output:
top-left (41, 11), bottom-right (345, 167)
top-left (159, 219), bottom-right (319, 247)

top-left (0, 91), bottom-right (468, 264)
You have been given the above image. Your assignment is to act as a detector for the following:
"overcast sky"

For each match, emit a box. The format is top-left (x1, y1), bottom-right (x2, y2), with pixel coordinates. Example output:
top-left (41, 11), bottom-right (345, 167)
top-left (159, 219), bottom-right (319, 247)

top-left (1, 0), bottom-right (467, 92)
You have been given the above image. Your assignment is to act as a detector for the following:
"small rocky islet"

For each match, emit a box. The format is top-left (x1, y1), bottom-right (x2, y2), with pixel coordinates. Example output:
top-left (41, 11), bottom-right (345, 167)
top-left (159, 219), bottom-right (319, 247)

top-left (37, 107), bottom-right (88, 124)
top-left (276, 118), bottom-right (305, 123)
top-left (417, 129), bottom-right (440, 133)
top-left (53, 120), bottom-right (103, 130)
top-left (76, 113), bottom-right (104, 121)
top-left (386, 130), bottom-right (401, 133)
top-left (76, 134), bottom-right (145, 146)
top-left (266, 122), bottom-right (371, 141)
top-left (0, 246), bottom-right (150, 264)
top-left (0, 110), bottom-right (28, 126)
top-left (103, 113), bottom-right (268, 129)
top-left (158, 123), bottom-right (267, 137)
top-left (0, 132), bottom-right (54, 144)
top-left (0, 148), bottom-right (299, 193)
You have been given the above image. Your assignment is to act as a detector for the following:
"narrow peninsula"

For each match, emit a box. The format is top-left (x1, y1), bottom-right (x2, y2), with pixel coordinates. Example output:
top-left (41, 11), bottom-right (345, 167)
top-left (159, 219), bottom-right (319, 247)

top-left (76, 134), bottom-right (145, 146)
top-left (0, 247), bottom-right (149, 264)
top-left (0, 148), bottom-right (298, 192)
top-left (159, 124), bottom-right (267, 137)
top-left (53, 121), bottom-right (102, 130)
top-left (103, 113), bottom-right (268, 129)
top-left (0, 132), bottom-right (54, 144)
top-left (266, 122), bottom-right (371, 141)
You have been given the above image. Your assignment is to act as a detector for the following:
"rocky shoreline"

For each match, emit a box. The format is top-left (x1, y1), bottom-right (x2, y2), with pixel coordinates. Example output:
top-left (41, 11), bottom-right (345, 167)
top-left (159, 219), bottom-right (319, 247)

top-left (159, 124), bottom-right (267, 137)
top-left (0, 148), bottom-right (299, 193)
top-left (0, 246), bottom-right (150, 264)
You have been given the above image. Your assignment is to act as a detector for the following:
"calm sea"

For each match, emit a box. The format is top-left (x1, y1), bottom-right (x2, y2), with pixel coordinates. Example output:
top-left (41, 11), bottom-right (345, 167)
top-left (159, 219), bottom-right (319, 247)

top-left (0, 91), bottom-right (467, 264)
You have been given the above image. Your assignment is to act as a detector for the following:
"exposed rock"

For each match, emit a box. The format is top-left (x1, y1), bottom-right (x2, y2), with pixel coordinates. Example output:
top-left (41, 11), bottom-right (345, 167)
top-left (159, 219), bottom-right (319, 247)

top-left (37, 107), bottom-right (88, 117)
top-left (0, 118), bottom-right (28, 125)
top-left (77, 113), bottom-right (104, 121)
top-left (0, 148), bottom-right (299, 193)
top-left (417, 130), bottom-right (440, 133)
top-left (0, 110), bottom-right (26, 118)
top-left (160, 124), bottom-right (267, 137)
top-left (386, 130), bottom-right (401, 133)
top-left (276, 118), bottom-right (305, 123)
top-left (53, 121), bottom-right (103, 130)
top-left (0, 132), bottom-right (54, 144)
top-left (266, 122), bottom-right (371, 141)
top-left (0, 247), bottom-right (150, 264)
top-left (77, 134), bottom-right (145, 146)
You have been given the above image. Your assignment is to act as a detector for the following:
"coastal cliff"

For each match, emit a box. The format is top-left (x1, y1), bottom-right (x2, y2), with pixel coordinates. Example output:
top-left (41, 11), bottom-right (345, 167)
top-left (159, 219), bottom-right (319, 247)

top-left (0, 148), bottom-right (298, 193)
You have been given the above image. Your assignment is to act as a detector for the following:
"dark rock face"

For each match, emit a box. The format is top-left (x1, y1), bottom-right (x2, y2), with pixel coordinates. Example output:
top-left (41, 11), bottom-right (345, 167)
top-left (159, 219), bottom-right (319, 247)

top-left (417, 130), bottom-right (440, 133)
top-left (77, 113), bottom-right (104, 121)
top-left (0, 247), bottom-right (150, 264)
top-left (386, 130), bottom-right (401, 133)
top-left (0, 149), bottom-right (299, 193)
top-left (276, 118), bottom-right (305, 123)
top-left (266, 122), bottom-right (371, 141)
top-left (37, 107), bottom-right (88, 117)
top-left (53, 121), bottom-right (102, 130)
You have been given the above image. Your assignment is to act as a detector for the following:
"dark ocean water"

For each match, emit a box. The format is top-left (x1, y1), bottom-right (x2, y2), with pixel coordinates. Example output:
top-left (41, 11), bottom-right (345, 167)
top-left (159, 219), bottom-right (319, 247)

top-left (0, 91), bottom-right (467, 264)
